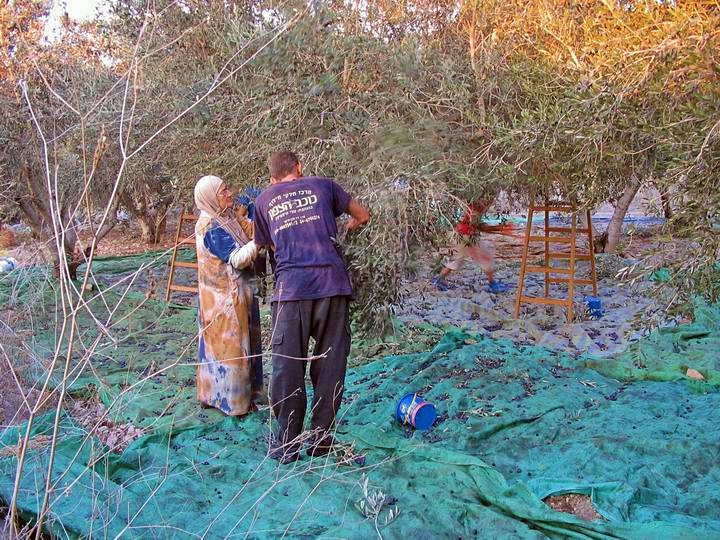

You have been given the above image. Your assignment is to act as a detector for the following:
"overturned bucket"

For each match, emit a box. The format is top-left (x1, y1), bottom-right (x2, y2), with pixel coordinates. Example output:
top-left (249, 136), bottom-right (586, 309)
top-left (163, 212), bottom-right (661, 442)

top-left (395, 393), bottom-right (437, 430)
top-left (584, 295), bottom-right (602, 318)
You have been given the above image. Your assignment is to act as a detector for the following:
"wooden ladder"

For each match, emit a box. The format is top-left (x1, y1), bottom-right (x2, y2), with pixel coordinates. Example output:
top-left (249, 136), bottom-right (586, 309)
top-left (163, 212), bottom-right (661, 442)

top-left (165, 208), bottom-right (199, 302)
top-left (514, 197), bottom-right (598, 322)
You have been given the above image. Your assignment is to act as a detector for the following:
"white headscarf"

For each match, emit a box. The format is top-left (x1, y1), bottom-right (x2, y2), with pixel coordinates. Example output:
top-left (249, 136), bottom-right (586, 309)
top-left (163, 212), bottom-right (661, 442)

top-left (194, 175), bottom-right (250, 245)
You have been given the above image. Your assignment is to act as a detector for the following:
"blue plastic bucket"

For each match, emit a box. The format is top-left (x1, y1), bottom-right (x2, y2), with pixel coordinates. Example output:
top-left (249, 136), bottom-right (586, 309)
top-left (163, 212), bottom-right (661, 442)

top-left (584, 296), bottom-right (602, 318)
top-left (395, 393), bottom-right (437, 430)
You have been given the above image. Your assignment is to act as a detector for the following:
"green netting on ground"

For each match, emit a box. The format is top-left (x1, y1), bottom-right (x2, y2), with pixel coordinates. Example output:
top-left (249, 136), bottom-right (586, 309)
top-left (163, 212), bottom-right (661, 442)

top-left (87, 248), bottom-right (195, 276)
top-left (1, 254), bottom-right (719, 539)
top-left (583, 301), bottom-right (720, 390)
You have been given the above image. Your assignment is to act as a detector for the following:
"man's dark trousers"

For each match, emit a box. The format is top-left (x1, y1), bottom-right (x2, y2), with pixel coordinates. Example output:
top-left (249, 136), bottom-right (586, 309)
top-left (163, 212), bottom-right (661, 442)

top-left (270, 296), bottom-right (350, 453)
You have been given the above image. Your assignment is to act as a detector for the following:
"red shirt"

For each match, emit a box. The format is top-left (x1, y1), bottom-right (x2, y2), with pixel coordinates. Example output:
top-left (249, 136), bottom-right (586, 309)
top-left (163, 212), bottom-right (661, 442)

top-left (454, 201), bottom-right (489, 236)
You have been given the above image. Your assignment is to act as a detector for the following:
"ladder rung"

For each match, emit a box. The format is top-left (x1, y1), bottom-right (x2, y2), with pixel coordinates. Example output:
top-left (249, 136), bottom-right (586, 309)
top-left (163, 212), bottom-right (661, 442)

top-left (528, 236), bottom-right (574, 243)
top-left (545, 227), bottom-right (589, 234)
top-left (547, 253), bottom-right (593, 260)
top-left (525, 266), bottom-right (573, 274)
top-left (546, 278), bottom-right (595, 285)
top-left (168, 284), bottom-right (197, 293)
top-left (532, 206), bottom-right (574, 212)
top-left (519, 296), bottom-right (569, 306)
top-left (166, 206), bottom-right (199, 303)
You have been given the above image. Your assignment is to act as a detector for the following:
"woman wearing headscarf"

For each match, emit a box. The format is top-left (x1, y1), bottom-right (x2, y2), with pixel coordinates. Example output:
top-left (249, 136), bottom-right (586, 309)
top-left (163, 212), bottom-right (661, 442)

top-left (194, 175), bottom-right (261, 416)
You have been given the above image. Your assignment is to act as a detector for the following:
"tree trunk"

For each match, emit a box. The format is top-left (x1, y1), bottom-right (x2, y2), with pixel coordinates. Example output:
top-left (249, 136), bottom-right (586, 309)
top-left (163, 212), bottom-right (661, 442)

top-left (606, 179), bottom-right (641, 253)
top-left (152, 200), bottom-right (172, 244)
top-left (123, 188), bottom-right (174, 245)
top-left (17, 163), bottom-right (118, 280)
top-left (661, 191), bottom-right (673, 219)
top-left (17, 197), bottom-right (47, 239)
top-left (137, 216), bottom-right (156, 244)
top-left (17, 182), bottom-right (83, 279)
top-left (18, 163), bottom-right (51, 239)
top-left (18, 166), bottom-right (77, 278)
top-left (53, 206), bottom-right (86, 281)
top-left (51, 230), bottom-right (79, 280)
top-left (94, 219), bottom-right (117, 245)
top-left (154, 216), bottom-right (167, 243)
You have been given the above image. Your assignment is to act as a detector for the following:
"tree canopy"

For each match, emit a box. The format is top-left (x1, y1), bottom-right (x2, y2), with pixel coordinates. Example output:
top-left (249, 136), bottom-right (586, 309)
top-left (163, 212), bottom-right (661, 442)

top-left (1, 0), bottom-right (718, 331)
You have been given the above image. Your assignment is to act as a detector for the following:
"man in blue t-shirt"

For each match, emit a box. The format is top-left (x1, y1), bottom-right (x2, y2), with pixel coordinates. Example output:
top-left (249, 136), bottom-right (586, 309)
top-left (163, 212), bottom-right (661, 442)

top-left (254, 151), bottom-right (370, 463)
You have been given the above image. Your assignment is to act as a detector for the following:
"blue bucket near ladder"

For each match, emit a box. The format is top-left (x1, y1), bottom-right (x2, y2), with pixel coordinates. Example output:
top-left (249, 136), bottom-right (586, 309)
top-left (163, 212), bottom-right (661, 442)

top-left (584, 295), bottom-right (603, 318)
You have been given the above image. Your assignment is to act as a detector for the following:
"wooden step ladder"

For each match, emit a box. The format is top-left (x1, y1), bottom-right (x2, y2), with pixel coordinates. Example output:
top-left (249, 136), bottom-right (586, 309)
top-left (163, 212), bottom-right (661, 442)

top-left (514, 198), bottom-right (598, 322)
top-left (165, 208), bottom-right (199, 302)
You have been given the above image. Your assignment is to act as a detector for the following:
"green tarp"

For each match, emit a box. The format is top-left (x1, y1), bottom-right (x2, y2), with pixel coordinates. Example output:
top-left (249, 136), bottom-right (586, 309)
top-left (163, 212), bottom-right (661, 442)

top-left (1, 254), bottom-right (719, 538)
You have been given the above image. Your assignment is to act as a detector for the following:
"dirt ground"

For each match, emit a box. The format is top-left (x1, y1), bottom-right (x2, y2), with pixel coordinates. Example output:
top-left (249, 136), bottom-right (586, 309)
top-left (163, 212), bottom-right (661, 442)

top-left (544, 493), bottom-right (603, 521)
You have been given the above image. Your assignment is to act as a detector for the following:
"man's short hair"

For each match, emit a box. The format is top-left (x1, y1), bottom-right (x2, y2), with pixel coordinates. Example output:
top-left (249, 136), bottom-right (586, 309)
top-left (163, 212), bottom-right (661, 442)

top-left (268, 151), bottom-right (300, 180)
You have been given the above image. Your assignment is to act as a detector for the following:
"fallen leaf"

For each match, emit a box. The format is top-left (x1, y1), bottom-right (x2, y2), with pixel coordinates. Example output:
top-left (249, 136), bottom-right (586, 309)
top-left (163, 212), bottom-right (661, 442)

top-left (686, 368), bottom-right (705, 381)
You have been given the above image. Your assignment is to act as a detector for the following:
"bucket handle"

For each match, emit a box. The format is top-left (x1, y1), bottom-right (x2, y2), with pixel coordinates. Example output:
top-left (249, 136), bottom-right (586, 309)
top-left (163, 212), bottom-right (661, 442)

top-left (404, 393), bottom-right (419, 425)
